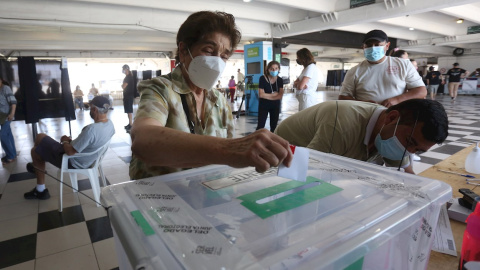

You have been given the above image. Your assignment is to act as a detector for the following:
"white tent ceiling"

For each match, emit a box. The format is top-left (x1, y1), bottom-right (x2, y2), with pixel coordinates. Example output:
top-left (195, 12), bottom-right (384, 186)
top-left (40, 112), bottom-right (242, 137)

top-left (1, 0), bottom-right (480, 62)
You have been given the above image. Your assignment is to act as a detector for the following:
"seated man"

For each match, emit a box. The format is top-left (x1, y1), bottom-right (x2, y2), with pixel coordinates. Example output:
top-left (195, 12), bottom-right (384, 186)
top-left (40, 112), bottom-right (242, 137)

top-left (24, 96), bottom-right (115, 200)
top-left (275, 99), bottom-right (448, 174)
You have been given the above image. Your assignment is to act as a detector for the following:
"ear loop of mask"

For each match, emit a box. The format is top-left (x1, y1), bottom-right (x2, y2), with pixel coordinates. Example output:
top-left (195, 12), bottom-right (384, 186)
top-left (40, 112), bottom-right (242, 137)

top-left (397, 112), bottom-right (419, 172)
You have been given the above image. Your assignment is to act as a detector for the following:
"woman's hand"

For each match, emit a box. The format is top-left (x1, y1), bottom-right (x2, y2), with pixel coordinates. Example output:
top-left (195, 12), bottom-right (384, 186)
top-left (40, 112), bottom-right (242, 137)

top-left (224, 129), bottom-right (293, 173)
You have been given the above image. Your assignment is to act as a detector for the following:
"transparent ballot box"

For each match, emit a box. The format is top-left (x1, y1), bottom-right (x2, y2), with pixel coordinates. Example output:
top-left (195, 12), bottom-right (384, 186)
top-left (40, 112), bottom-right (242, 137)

top-left (101, 149), bottom-right (451, 270)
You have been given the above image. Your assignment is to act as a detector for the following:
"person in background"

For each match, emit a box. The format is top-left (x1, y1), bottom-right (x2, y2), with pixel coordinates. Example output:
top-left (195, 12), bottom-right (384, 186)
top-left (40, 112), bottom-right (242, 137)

top-left (0, 78), bottom-right (17, 165)
top-left (425, 66), bottom-right (443, 100)
top-left (129, 11), bottom-right (292, 180)
top-left (89, 83), bottom-right (99, 96)
top-left (410, 59), bottom-right (418, 70)
top-left (339, 29), bottom-right (426, 107)
top-left (237, 68), bottom-right (245, 92)
top-left (24, 96), bottom-right (115, 200)
top-left (216, 80), bottom-right (225, 97)
top-left (73, 85), bottom-right (84, 110)
top-left (446, 63), bottom-right (467, 101)
top-left (256, 60), bottom-right (284, 132)
top-left (469, 68), bottom-right (480, 78)
top-left (293, 48), bottom-right (319, 111)
top-left (47, 79), bottom-right (60, 98)
top-left (275, 99), bottom-right (448, 174)
top-left (228, 75), bottom-right (236, 102)
top-left (392, 49), bottom-right (409, 59)
top-left (122, 64), bottom-right (135, 132)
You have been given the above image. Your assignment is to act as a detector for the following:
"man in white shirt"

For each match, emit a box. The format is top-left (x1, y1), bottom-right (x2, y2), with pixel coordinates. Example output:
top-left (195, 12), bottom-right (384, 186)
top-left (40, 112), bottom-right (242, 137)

top-left (237, 69), bottom-right (245, 91)
top-left (339, 30), bottom-right (427, 107)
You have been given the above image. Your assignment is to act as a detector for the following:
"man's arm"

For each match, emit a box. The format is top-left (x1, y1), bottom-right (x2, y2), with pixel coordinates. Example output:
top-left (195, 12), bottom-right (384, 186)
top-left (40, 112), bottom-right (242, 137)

top-left (60, 135), bottom-right (78, 156)
top-left (7, 104), bottom-right (16, 121)
top-left (381, 86), bottom-right (427, 107)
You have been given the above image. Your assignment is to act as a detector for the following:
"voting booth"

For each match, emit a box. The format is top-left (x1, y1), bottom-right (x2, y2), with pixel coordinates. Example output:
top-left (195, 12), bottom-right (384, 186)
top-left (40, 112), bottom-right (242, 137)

top-left (102, 149), bottom-right (451, 270)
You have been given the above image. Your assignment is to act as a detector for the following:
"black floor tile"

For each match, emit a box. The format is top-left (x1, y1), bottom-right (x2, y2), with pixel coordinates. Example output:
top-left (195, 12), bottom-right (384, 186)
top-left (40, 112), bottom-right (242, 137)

top-left (8, 172), bottom-right (36, 183)
top-left (37, 205), bottom-right (85, 232)
top-left (431, 144), bottom-right (466, 155)
top-left (77, 178), bottom-right (92, 191)
top-left (86, 216), bottom-right (113, 243)
top-left (109, 142), bottom-right (130, 148)
top-left (0, 234), bottom-right (36, 269)
top-left (416, 156), bottom-right (443, 166)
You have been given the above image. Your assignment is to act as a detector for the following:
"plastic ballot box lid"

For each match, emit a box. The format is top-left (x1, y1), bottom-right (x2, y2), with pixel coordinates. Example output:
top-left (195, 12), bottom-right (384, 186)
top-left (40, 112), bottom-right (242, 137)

top-left (101, 149), bottom-right (452, 270)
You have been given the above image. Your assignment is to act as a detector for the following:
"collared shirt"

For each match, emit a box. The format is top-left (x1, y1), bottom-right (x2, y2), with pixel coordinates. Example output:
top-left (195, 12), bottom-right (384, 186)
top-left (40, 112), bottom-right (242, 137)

top-left (129, 67), bottom-right (234, 180)
top-left (275, 100), bottom-right (408, 168)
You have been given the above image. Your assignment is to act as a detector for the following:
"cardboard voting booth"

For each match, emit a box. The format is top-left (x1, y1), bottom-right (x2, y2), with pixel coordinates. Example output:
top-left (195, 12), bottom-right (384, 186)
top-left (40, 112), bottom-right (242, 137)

top-left (102, 149), bottom-right (451, 270)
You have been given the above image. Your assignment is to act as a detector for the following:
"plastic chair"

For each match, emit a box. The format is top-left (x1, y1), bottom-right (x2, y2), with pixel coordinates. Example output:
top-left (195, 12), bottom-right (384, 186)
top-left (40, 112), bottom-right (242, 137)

top-left (58, 140), bottom-right (111, 212)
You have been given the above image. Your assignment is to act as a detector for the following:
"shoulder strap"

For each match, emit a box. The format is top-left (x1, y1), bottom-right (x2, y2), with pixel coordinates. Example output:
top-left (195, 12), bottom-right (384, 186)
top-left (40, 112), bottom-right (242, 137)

top-left (180, 94), bottom-right (195, 134)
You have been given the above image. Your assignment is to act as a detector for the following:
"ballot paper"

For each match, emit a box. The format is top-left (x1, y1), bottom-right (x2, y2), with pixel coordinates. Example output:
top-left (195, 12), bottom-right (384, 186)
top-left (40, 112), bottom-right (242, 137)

top-left (278, 145), bottom-right (309, 182)
top-left (432, 204), bottom-right (457, 256)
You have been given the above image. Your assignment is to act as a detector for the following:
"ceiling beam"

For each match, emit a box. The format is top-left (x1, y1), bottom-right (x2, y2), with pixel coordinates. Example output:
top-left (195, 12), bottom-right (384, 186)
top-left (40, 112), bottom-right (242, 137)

top-left (272, 0), bottom-right (480, 38)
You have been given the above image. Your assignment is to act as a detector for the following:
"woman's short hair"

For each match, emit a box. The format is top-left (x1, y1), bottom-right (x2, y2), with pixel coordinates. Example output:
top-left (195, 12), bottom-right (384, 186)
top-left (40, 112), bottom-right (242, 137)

top-left (175, 11), bottom-right (242, 63)
top-left (296, 48), bottom-right (316, 66)
top-left (264, 61), bottom-right (280, 76)
top-left (392, 50), bottom-right (407, 58)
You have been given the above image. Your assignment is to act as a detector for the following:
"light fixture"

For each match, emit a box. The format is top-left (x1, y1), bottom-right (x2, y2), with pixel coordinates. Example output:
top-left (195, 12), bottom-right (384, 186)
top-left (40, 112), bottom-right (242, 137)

top-left (409, 27), bottom-right (414, 31)
top-left (243, 0), bottom-right (252, 2)
top-left (457, 18), bottom-right (464, 24)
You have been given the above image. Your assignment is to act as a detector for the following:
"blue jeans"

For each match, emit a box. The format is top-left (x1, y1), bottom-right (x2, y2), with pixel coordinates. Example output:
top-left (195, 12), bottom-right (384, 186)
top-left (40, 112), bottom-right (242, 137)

top-left (0, 120), bottom-right (17, 159)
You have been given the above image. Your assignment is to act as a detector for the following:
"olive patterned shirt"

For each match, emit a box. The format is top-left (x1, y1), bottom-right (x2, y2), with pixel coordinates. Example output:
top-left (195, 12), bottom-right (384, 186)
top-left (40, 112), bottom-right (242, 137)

top-left (129, 67), bottom-right (235, 180)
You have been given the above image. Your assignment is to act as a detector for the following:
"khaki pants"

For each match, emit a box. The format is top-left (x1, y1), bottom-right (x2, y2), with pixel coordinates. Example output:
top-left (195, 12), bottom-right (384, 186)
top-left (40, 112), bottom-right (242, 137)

top-left (448, 82), bottom-right (460, 97)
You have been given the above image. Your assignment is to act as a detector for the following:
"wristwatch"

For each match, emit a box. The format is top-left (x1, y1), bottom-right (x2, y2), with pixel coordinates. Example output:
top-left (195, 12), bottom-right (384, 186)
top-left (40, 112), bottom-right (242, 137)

top-left (61, 141), bottom-right (70, 145)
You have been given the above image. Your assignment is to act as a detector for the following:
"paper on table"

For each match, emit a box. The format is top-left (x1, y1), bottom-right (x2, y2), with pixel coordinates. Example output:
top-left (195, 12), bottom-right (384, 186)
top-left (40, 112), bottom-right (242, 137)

top-left (432, 204), bottom-right (457, 256)
top-left (278, 145), bottom-right (309, 182)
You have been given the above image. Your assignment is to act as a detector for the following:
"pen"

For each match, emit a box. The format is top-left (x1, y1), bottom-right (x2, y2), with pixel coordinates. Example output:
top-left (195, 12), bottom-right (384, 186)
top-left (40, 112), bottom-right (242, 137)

top-left (466, 179), bottom-right (480, 181)
top-left (437, 169), bottom-right (476, 178)
top-left (466, 182), bottom-right (480, 186)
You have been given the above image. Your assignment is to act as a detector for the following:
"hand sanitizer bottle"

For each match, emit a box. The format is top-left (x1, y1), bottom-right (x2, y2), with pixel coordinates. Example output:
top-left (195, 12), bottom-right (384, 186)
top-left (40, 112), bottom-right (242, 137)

top-left (465, 142), bottom-right (480, 174)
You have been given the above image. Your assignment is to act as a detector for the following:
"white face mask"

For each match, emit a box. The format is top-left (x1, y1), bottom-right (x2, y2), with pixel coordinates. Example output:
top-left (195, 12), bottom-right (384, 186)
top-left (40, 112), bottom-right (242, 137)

top-left (185, 48), bottom-right (226, 90)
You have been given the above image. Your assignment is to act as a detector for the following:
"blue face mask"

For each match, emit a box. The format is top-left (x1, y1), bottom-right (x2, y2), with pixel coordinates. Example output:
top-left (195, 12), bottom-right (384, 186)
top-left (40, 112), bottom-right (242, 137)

top-left (364, 46), bottom-right (385, 62)
top-left (374, 118), bottom-right (411, 161)
top-left (269, 70), bottom-right (279, 77)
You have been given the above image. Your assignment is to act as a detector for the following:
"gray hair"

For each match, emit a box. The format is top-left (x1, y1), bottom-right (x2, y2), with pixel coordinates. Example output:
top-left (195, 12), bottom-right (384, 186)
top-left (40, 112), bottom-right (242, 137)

top-left (92, 104), bottom-right (109, 114)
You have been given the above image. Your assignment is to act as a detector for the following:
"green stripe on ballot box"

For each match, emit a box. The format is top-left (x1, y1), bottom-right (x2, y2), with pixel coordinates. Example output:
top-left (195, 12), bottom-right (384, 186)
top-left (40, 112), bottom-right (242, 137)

top-left (238, 176), bottom-right (343, 219)
top-left (130, 210), bottom-right (155, 236)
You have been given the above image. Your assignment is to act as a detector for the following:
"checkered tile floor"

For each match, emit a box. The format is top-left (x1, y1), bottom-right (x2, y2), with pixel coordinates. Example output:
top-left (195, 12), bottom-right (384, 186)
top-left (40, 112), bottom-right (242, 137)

top-left (1, 90), bottom-right (479, 269)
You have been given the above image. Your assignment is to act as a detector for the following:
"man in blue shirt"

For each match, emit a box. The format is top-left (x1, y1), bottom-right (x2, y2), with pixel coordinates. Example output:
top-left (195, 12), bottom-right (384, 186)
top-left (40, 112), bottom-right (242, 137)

top-left (24, 96), bottom-right (115, 200)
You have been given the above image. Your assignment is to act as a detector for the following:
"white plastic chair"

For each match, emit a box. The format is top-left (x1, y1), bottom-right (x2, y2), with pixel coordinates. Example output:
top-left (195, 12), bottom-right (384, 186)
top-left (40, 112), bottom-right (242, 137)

top-left (58, 140), bottom-right (111, 212)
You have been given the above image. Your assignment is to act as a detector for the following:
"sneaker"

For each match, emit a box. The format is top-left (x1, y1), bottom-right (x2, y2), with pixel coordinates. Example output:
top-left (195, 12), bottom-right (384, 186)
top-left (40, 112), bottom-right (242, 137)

top-left (24, 188), bottom-right (51, 200)
top-left (412, 154), bottom-right (421, 161)
top-left (26, 162), bottom-right (36, 174)
top-left (1, 157), bottom-right (16, 165)
top-left (124, 124), bottom-right (131, 130)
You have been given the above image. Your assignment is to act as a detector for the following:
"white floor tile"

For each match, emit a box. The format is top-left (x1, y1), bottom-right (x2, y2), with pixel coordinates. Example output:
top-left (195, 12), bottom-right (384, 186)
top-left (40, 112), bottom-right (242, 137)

top-left (0, 200), bottom-right (38, 222)
top-left (36, 222), bottom-right (91, 258)
top-left (35, 244), bottom-right (99, 270)
top-left (93, 238), bottom-right (119, 270)
top-left (420, 152), bottom-right (451, 160)
top-left (0, 214), bottom-right (38, 242)
top-left (2, 260), bottom-right (35, 270)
